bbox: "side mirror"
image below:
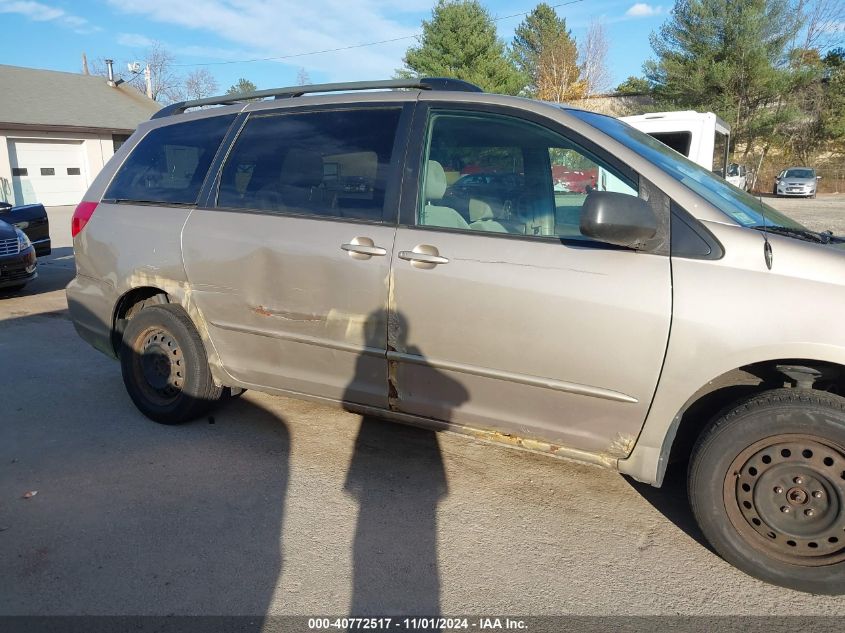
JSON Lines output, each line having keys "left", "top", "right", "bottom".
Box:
{"left": 580, "top": 192, "right": 657, "bottom": 249}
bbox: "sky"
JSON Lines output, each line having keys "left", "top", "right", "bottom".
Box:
{"left": 0, "top": 0, "right": 671, "bottom": 95}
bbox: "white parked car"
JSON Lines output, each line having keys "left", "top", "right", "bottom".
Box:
{"left": 726, "top": 163, "right": 748, "bottom": 190}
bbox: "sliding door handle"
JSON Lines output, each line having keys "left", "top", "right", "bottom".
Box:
{"left": 341, "top": 237, "right": 387, "bottom": 259}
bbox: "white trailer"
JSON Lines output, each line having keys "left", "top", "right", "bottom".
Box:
{"left": 621, "top": 111, "right": 731, "bottom": 179}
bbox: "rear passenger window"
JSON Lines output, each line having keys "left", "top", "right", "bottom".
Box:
{"left": 216, "top": 108, "right": 402, "bottom": 222}
{"left": 105, "top": 115, "right": 235, "bottom": 205}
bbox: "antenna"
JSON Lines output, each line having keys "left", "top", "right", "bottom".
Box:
{"left": 758, "top": 193, "right": 773, "bottom": 270}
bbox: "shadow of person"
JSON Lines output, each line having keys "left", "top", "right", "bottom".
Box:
{"left": 344, "top": 310, "right": 468, "bottom": 617}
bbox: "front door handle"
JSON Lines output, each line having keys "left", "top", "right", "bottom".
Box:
{"left": 341, "top": 237, "right": 387, "bottom": 259}
{"left": 398, "top": 245, "right": 449, "bottom": 269}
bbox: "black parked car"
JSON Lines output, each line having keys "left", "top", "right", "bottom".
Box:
{"left": 0, "top": 202, "right": 51, "bottom": 256}
{"left": 0, "top": 218, "right": 37, "bottom": 291}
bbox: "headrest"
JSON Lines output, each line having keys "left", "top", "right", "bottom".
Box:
{"left": 280, "top": 148, "right": 324, "bottom": 187}
{"left": 425, "top": 160, "right": 447, "bottom": 201}
{"left": 468, "top": 198, "right": 494, "bottom": 222}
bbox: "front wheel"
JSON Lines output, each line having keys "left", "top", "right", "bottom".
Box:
{"left": 120, "top": 303, "right": 223, "bottom": 424}
{"left": 689, "top": 388, "right": 845, "bottom": 594}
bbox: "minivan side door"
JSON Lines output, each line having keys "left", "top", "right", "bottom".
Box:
{"left": 181, "top": 103, "right": 413, "bottom": 407}
{"left": 388, "top": 104, "right": 672, "bottom": 455}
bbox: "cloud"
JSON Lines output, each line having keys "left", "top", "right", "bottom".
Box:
{"left": 625, "top": 3, "right": 663, "bottom": 18}
{"left": 0, "top": 1, "right": 99, "bottom": 33}
{"left": 105, "top": 0, "right": 420, "bottom": 80}
{"left": 117, "top": 33, "right": 155, "bottom": 48}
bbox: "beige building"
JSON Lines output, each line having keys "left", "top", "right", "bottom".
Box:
{"left": 0, "top": 64, "right": 160, "bottom": 206}
{"left": 564, "top": 93, "right": 655, "bottom": 117}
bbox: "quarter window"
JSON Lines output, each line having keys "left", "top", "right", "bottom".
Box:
{"left": 419, "top": 112, "right": 638, "bottom": 241}
{"left": 216, "top": 108, "right": 402, "bottom": 223}
{"left": 105, "top": 115, "right": 235, "bottom": 205}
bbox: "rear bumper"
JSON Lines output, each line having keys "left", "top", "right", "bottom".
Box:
{"left": 66, "top": 274, "right": 118, "bottom": 359}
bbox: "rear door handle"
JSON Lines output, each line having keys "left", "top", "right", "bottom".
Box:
{"left": 341, "top": 237, "right": 387, "bottom": 259}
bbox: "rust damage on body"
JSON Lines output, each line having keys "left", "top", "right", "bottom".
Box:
{"left": 608, "top": 432, "right": 637, "bottom": 458}
{"left": 386, "top": 268, "right": 401, "bottom": 412}
{"left": 467, "top": 428, "right": 618, "bottom": 468}
{"left": 250, "top": 305, "right": 325, "bottom": 322}
{"left": 387, "top": 357, "right": 400, "bottom": 412}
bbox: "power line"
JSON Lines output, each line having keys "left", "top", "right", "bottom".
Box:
{"left": 172, "top": 0, "right": 587, "bottom": 68}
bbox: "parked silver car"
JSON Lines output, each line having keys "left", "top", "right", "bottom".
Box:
{"left": 774, "top": 167, "right": 819, "bottom": 197}
{"left": 67, "top": 78, "right": 845, "bottom": 594}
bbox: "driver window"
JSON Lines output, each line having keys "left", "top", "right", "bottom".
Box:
{"left": 418, "top": 111, "right": 638, "bottom": 240}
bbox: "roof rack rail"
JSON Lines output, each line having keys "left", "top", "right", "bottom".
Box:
{"left": 151, "top": 77, "right": 483, "bottom": 120}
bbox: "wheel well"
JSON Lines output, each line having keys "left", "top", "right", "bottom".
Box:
{"left": 666, "top": 360, "right": 845, "bottom": 471}
{"left": 111, "top": 287, "right": 169, "bottom": 354}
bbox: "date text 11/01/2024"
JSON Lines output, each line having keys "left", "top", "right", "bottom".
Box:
{"left": 308, "top": 617, "right": 528, "bottom": 630}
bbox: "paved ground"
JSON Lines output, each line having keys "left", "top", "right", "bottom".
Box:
{"left": 2, "top": 201, "right": 845, "bottom": 618}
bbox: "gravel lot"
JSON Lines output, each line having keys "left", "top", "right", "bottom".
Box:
{"left": 2, "top": 201, "right": 845, "bottom": 620}
{"left": 766, "top": 193, "right": 845, "bottom": 234}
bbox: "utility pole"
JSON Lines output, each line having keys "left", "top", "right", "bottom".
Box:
{"left": 81, "top": 52, "right": 89, "bottom": 75}
{"left": 144, "top": 64, "right": 153, "bottom": 100}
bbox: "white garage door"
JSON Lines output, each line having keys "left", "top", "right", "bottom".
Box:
{"left": 9, "top": 139, "right": 86, "bottom": 206}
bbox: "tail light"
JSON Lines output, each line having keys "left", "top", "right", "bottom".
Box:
{"left": 71, "top": 201, "right": 98, "bottom": 238}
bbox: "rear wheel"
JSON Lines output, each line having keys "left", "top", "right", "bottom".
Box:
{"left": 689, "top": 388, "right": 845, "bottom": 594}
{"left": 120, "top": 304, "right": 222, "bottom": 424}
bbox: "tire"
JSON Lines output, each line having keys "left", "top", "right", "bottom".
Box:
{"left": 120, "top": 303, "right": 222, "bottom": 424}
{"left": 689, "top": 388, "right": 845, "bottom": 594}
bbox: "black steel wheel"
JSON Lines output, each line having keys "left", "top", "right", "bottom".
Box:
{"left": 726, "top": 435, "right": 845, "bottom": 566}
{"left": 690, "top": 388, "right": 845, "bottom": 594}
{"left": 120, "top": 303, "right": 222, "bottom": 424}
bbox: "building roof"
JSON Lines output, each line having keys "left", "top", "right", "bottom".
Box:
{"left": 0, "top": 64, "right": 161, "bottom": 132}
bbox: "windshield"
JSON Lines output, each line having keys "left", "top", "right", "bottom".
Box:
{"left": 784, "top": 168, "right": 815, "bottom": 179}
{"left": 567, "top": 109, "right": 804, "bottom": 229}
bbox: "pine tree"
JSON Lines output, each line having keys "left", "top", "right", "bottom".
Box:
{"left": 644, "top": 0, "right": 801, "bottom": 155}
{"left": 226, "top": 78, "right": 258, "bottom": 95}
{"left": 401, "top": 0, "right": 522, "bottom": 95}
{"left": 512, "top": 3, "right": 583, "bottom": 99}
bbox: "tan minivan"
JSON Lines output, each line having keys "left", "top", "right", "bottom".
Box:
{"left": 67, "top": 78, "right": 845, "bottom": 594}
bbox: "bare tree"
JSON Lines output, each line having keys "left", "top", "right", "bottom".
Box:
{"left": 296, "top": 67, "right": 312, "bottom": 85}
{"left": 141, "top": 41, "right": 183, "bottom": 103}
{"left": 182, "top": 68, "right": 219, "bottom": 101}
{"left": 580, "top": 19, "right": 612, "bottom": 96}
{"left": 799, "top": 0, "right": 845, "bottom": 52}
{"left": 88, "top": 42, "right": 184, "bottom": 104}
